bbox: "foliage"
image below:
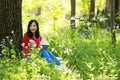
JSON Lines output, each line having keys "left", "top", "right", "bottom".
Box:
{"left": 1, "top": 0, "right": 120, "bottom": 80}
{"left": 22, "top": 0, "right": 106, "bottom": 34}
{"left": 47, "top": 27, "right": 120, "bottom": 80}
{"left": 0, "top": 44, "right": 79, "bottom": 80}
{"left": 1, "top": 26, "right": 120, "bottom": 80}
{"left": 22, "top": 0, "right": 69, "bottom": 33}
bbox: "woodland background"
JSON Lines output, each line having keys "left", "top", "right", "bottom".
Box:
{"left": 0, "top": 0, "right": 120, "bottom": 80}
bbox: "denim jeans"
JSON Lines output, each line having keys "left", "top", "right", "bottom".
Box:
{"left": 40, "top": 49, "right": 61, "bottom": 65}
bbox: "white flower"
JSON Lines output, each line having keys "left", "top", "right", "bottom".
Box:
{"left": 100, "top": 18, "right": 108, "bottom": 22}
{"left": 41, "top": 74, "right": 45, "bottom": 77}
{"left": 0, "top": 44, "right": 2, "bottom": 46}
{"left": 64, "top": 48, "right": 72, "bottom": 54}
{"left": 71, "top": 22, "right": 75, "bottom": 26}
{"left": 92, "top": 17, "right": 96, "bottom": 21}
{"left": 10, "top": 39, "right": 13, "bottom": 42}
{"left": 103, "top": 51, "right": 106, "bottom": 54}
{"left": 0, "top": 54, "right": 2, "bottom": 56}
{"left": 77, "top": 73, "right": 80, "bottom": 78}
{"left": 51, "top": 48, "right": 55, "bottom": 52}
{"left": 100, "top": 73, "right": 102, "bottom": 78}
{"left": 116, "top": 25, "right": 119, "bottom": 29}
{"left": 40, "top": 45, "right": 43, "bottom": 49}
{"left": 2, "top": 39, "right": 5, "bottom": 41}
{"left": 35, "top": 74, "right": 40, "bottom": 78}
{"left": 32, "top": 62, "right": 37, "bottom": 66}
{"left": 59, "top": 45, "right": 64, "bottom": 48}
{"left": 99, "top": 48, "right": 102, "bottom": 51}
{"left": 1, "top": 39, "right": 6, "bottom": 44}
{"left": 70, "top": 16, "right": 76, "bottom": 20}
{"left": 21, "top": 43, "right": 25, "bottom": 47}
{"left": 11, "top": 31, "right": 14, "bottom": 34}
{"left": 64, "top": 48, "right": 69, "bottom": 53}
{"left": 69, "top": 49, "right": 72, "bottom": 52}
{"left": 6, "top": 36, "right": 9, "bottom": 39}
{"left": 1, "top": 50, "right": 4, "bottom": 53}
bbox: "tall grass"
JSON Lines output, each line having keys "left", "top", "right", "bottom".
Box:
{"left": 47, "top": 27, "right": 120, "bottom": 80}
{"left": 0, "top": 26, "right": 120, "bottom": 80}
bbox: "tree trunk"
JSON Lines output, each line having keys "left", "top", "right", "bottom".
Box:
{"left": 89, "top": 0, "right": 95, "bottom": 21}
{"left": 106, "top": 0, "right": 119, "bottom": 16}
{"left": 106, "top": 0, "right": 111, "bottom": 12}
{"left": 110, "top": 0, "right": 116, "bottom": 45}
{"left": 70, "top": 0, "right": 76, "bottom": 28}
{"left": 115, "top": 0, "right": 119, "bottom": 14}
{"left": 36, "top": 7, "right": 41, "bottom": 16}
{"left": 115, "top": 0, "right": 119, "bottom": 24}
{"left": 0, "top": 0, "right": 22, "bottom": 54}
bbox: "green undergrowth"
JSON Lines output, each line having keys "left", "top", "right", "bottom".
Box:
{"left": 0, "top": 27, "right": 120, "bottom": 80}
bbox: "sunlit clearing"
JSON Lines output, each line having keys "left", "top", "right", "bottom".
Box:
{"left": 28, "top": 0, "right": 32, "bottom": 3}
{"left": 43, "top": 26, "right": 50, "bottom": 34}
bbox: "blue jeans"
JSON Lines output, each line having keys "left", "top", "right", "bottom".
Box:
{"left": 40, "top": 49, "right": 61, "bottom": 65}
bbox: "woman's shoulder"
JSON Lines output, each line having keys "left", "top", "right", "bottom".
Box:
{"left": 39, "top": 35, "right": 42, "bottom": 38}
{"left": 23, "top": 33, "right": 29, "bottom": 38}
{"left": 23, "top": 33, "right": 31, "bottom": 40}
{"left": 38, "top": 35, "right": 42, "bottom": 40}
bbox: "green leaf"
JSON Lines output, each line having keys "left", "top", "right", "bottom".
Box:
{"left": 10, "top": 49, "right": 16, "bottom": 55}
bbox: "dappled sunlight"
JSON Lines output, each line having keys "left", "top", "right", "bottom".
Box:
{"left": 1, "top": 0, "right": 120, "bottom": 80}
{"left": 43, "top": 25, "right": 50, "bottom": 34}
{"left": 116, "top": 36, "right": 120, "bottom": 44}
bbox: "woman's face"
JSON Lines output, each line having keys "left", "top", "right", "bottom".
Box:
{"left": 30, "top": 22, "right": 37, "bottom": 34}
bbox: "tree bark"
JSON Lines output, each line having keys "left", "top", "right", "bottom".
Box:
{"left": 110, "top": 0, "right": 116, "bottom": 45}
{"left": 115, "top": 0, "right": 119, "bottom": 14}
{"left": 106, "top": 0, "right": 111, "bottom": 12}
{"left": 89, "top": 0, "right": 95, "bottom": 21}
{"left": 0, "top": 0, "right": 22, "bottom": 53}
{"left": 70, "top": 0, "right": 76, "bottom": 28}
{"left": 36, "top": 7, "right": 41, "bottom": 16}
{"left": 115, "top": 0, "right": 119, "bottom": 24}
{"left": 106, "top": 0, "right": 119, "bottom": 16}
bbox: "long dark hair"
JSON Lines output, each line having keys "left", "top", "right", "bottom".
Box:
{"left": 26, "top": 20, "right": 40, "bottom": 38}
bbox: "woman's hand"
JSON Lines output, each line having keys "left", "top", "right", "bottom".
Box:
{"left": 28, "top": 39, "right": 36, "bottom": 49}
{"left": 28, "top": 42, "right": 33, "bottom": 49}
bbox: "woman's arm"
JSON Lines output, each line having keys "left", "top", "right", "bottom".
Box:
{"left": 21, "top": 34, "right": 31, "bottom": 54}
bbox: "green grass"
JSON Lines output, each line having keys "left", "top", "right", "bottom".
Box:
{"left": 0, "top": 27, "right": 120, "bottom": 80}
{"left": 47, "top": 27, "right": 120, "bottom": 80}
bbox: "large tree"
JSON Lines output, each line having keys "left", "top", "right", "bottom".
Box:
{"left": 70, "top": 0, "right": 76, "bottom": 28}
{"left": 115, "top": 0, "right": 119, "bottom": 24}
{"left": 115, "top": 0, "right": 119, "bottom": 14}
{"left": 110, "top": 0, "right": 116, "bottom": 45}
{"left": 89, "top": 0, "right": 95, "bottom": 21}
{"left": 0, "top": 0, "right": 22, "bottom": 53}
{"left": 106, "top": 0, "right": 120, "bottom": 30}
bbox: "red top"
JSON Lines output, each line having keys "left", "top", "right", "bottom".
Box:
{"left": 21, "top": 34, "right": 42, "bottom": 54}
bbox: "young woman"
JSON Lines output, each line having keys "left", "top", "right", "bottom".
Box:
{"left": 21, "top": 20, "right": 61, "bottom": 65}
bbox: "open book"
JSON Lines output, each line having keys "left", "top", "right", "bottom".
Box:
{"left": 40, "top": 38, "right": 50, "bottom": 49}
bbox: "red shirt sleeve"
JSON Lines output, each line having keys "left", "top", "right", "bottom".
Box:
{"left": 36, "top": 36, "right": 42, "bottom": 48}
{"left": 21, "top": 34, "right": 31, "bottom": 54}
